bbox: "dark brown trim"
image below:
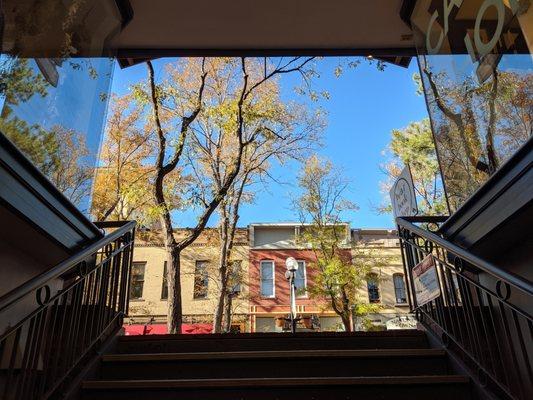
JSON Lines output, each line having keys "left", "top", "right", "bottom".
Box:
{"left": 114, "top": 0, "right": 134, "bottom": 28}
{"left": 116, "top": 47, "right": 417, "bottom": 68}
{"left": 400, "top": 0, "right": 417, "bottom": 27}
{"left": 439, "top": 136, "right": 533, "bottom": 245}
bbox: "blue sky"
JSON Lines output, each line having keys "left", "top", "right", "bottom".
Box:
{"left": 110, "top": 57, "right": 429, "bottom": 229}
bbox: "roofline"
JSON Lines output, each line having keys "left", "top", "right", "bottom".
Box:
{"left": 248, "top": 222, "right": 350, "bottom": 227}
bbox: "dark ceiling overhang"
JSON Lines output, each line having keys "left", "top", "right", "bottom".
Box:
{"left": 1, "top": 0, "right": 417, "bottom": 66}
{"left": 111, "top": 0, "right": 416, "bottom": 66}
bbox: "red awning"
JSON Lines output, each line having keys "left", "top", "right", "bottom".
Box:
{"left": 124, "top": 323, "right": 212, "bottom": 335}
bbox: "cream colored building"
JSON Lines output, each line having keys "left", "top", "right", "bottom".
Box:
{"left": 127, "top": 228, "right": 250, "bottom": 332}
{"left": 351, "top": 228, "right": 413, "bottom": 330}
{"left": 127, "top": 226, "right": 412, "bottom": 333}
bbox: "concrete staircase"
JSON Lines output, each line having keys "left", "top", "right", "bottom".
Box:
{"left": 81, "top": 330, "right": 472, "bottom": 400}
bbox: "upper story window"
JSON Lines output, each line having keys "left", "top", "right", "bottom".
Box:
{"left": 367, "top": 273, "right": 380, "bottom": 303}
{"left": 161, "top": 261, "right": 168, "bottom": 300}
{"left": 229, "top": 260, "right": 242, "bottom": 295}
{"left": 295, "top": 260, "right": 307, "bottom": 297}
{"left": 260, "top": 260, "right": 275, "bottom": 298}
{"left": 393, "top": 273, "right": 407, "bottom": 304}
{"left": 193, "top": 261, "right": 209, "bottom": 299}
{"left": 130, "top": 262, "right": 146, "bottom": 300}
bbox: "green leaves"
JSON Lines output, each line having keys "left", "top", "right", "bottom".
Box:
{"left": 381, "top": 118, "right": 447, "bottom": 215}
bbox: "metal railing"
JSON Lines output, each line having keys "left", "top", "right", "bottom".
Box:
{"left": 398, "top": 216, "right": 532, "bottom": 400}
{"left": 0, "top": 220, "right": 135, "bottom": 400}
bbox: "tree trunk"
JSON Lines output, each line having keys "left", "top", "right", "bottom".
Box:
{"left": 212, "top": 214, "right": 230, "bottom": 333}
{"left": 166, "top": 245, "right": 182, "bottom": 334}
{"left": 341, "top": 312, "right": 352, "bottom": 332}
{"left": 223, "top": 293, "right": 233, "bottom": 332}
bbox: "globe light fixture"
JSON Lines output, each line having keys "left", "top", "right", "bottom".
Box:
{"left": 285, "top": 257, "right": 298, "bottom": 272}
{"left": 285, "top": 257, "right": 299, "bottom": 333}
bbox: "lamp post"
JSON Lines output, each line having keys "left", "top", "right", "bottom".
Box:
{"left": 285, "top": 257, "right": 299, "bottom": 333}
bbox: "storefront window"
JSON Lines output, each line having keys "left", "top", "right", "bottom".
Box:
{"left": 0, "top": 56, "right": 114, "bottom": 213}
{"left": 0, "top": 0, "right": 123, "bottom": 214}
{"left": 410, "top": 0, "right": 532, "bottom": 212}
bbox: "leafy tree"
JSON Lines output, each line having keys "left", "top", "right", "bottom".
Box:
{"left": 0, "top": 57, "right": 49, "bottom": 108}
{"left": 293, "top": 155, "right": 384, "bottom": 331}
{"left": 136, "top": 57, "right": 318, "bottom": 333}
{"left": 182, "top": 59, "right": 325, "bottom": 333}
{"left": 94, "top": 94, "right": 154, "bottom": 222}
{"left": 0, "top": 114, "right": 93, "bottom": 208}
{"left": 379, "top": 118, "right": 447, "bottom": 216}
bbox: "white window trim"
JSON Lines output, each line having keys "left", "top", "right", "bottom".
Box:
{"left": 296, "top": 260, "right": 308, "bottom": 298}
{"left": 260, "top": 260, "right": 275, "bottom": 298}
{"left": 393, "top": 273, "right": 407, "bottom": 305}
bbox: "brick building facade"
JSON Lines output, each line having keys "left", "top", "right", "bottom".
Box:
{"left": 127, "top": 223, "right": 412, "bottom": 333}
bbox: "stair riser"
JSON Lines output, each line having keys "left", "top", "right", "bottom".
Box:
{"left": 83, "top": 383, "right": 471, "bottom": 400}
{"left": 117, "top": 337, "right": 428, "bottom": 353}
{"left": 101, "top": 356, "right": 448, "bottom": 379}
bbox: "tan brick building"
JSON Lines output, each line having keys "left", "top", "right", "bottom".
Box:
{"left": 350, "top": 228, "right": 412, "bottom": 330}
{"left": 127, "top": 228, "right": 250, "bottom": 333}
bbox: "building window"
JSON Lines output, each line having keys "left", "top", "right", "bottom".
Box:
{"left": 295, "top": 260, "right": 307, "bottom": 297}
{"left": 161, "top": 261, "right": 168, "bottom": 300}
{"left": 228, "top": 260, "right": 242, "bottom": 295}
{"left": 193, "top": 261, "right": 209, "bottom": 299}
{"left": 393, "top": 273, "right": 407, "bottom": 304}
{"left": 260, "top": 261, "right": 275, "bottom": 298}
{"left": 367, "top": 273, "right": 380, "bottom": 303}
{"left": 130, "top": 262, "right": 146, "bottom": 300}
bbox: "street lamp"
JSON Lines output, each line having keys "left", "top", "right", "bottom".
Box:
{"left": 285, "top": 257, "right": 299, "bottom": 333}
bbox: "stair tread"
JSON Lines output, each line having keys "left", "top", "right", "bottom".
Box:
{"left": 103, "top": 348, "right": 445, "bottom": 362}
{"left": 117, "top": 330, "right": 426, "bottom": 342}
{"left": 83, "top": 375, "right": 469, "bottom": 389}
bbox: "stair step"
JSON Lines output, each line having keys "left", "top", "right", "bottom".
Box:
{"left": 104, "top": 348, "right": 444, "bottom": 361}
{"left": 82, "top": 375, "right": 471, "bottom": 400}
{"left": 116, "top": 330, "right": 429, "bottom": 354}
{"left": 100, "top": 349, "right": 448, "bottom": 379}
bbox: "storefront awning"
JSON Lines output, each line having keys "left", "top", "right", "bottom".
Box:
{"left": 124, "top": 323, "right": 213, "bottom": 335}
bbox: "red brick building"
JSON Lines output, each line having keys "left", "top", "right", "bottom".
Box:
{"left": 248, "top": 223, "right": 351, "bottom": 332}
{"left": 248, "top": 223, "right": 409, "bottom": 332}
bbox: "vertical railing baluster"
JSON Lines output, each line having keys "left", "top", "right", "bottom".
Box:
{"left": 2, "top": 327, "right": 22, "bottom": 400}
{"left": 16, "top": 316, "right": 38, "bottom": 400}
{"left": 0, "top": 222, "right": 135, "bottom": 400}
{"left": 512, "top": 310, "right": 532, "bottom": 396}
{"left": 396, "top": 217, "right": 532, "bottom": 400}
{"left": 473, "top": 287, "right": 498, "bottom": 375}
{"left": 484, "top": 294, "right": 511, "bottom": 389}
{"left": 38, "top": 297, "right": 60, "bottom": 398}
{"left": 497, "top": 296, "right": 525, "bottom": 399}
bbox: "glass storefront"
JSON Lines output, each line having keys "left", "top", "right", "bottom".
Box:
{"left": 410, "top": 0, "right": 532, "bottom": 212}
{"left": 0, "top": 0, "right": 122, "bottom": 213}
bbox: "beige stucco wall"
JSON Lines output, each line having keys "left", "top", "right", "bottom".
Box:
{"left": 351, "top": 231, "right": 411, "bottom": 326}
{"left": 128, "top": 234, "right": 250, "bottom": 327}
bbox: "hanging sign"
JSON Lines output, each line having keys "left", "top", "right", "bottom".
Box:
{"left": 390, "top": 165, "right": 418, "bottom": 219}
{"left": 413, "top": 254, "right": 441, "bottom": 306}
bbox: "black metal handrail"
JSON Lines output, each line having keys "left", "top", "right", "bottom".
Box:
{"left": 0, "top": 220, "right": 136, "bottom": 400}
{"left": 398, "top": 217, "right": 533, "bottom": 297}
{"left": 398, "top": 216, "right": 532, "bottom": 400}
{"left": 0, "top": 220, "right": 136, "bottom": 312}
